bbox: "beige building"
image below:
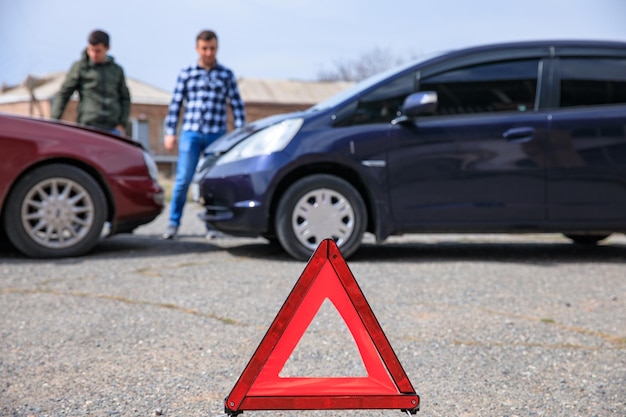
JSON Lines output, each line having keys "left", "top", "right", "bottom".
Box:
{"left": 0, "top": 73, "right": 353, "bottom": 175}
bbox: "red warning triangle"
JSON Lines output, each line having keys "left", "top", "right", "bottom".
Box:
{"left": 224, "top": 239, "right": 420, "bottom": 415}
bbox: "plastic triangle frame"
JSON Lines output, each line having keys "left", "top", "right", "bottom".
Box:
{"left": 224, "top": 239, "right": 419, "bottom": 415}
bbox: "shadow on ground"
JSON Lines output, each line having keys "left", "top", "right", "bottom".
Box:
{"left": 2, "top": 232, "right": 626, "bottom": 265}
{"left": 224, "top": 238, "right": 626, "bottom": 265}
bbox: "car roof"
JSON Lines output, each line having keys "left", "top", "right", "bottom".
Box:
{"left": 457, "top": 39, "right": 626, "bottom": 50}
{"left": 431, "top": 39, "right": 626, "bottom": 62}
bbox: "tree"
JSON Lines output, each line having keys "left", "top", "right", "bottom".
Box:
{"left": 316, "top": 47, "right": 407, "bottom": 82}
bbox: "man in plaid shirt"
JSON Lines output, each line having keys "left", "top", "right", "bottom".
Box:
{"left": 162, "top": 29, "right": 246, "bottom": 239}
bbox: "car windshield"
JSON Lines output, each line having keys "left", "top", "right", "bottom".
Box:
{"left": 308, "top": 51, "right": 445, "bottom": 112}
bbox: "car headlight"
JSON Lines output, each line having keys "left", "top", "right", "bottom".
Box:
{"left": 216, "top": 118, "right": 303, "bottom": 166}
{"left": 142, "top": 151, "right": 159, "bottom": 181}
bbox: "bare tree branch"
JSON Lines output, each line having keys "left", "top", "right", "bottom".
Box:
{"left": 316, "top": 47, "right": 407, "bottom": 82}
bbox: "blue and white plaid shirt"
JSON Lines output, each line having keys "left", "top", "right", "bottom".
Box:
{"left": 164, "top": 62, "right": 245, "bottom": 135}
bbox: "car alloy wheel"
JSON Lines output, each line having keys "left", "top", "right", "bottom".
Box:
{"left": 4, "top": 164, "right": 107, "bottom": 258}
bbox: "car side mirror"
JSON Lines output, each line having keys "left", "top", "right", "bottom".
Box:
{"left": 392, "top": 91, "right": 438, "bottom": 125}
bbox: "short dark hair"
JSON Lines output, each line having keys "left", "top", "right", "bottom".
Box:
{"left": 88, "top": 30, "right": 110, "bottom": 47}
{"left": 196, "top": 30, "right": 218, "bottom": 43}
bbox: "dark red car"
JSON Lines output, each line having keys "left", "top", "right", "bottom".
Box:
{"left": 0, "top": 113, "right": 164, "bottom": 258}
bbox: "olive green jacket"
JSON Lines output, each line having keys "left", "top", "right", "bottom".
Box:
{"left": 51, "top": 50, "right": 131, "bottom": 130}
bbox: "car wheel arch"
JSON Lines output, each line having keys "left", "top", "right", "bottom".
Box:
{"left": 267, "top": 162, "right": 380, "bottom": 238}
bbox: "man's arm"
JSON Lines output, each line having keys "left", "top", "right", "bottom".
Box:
{"left": 227, "top": 72, "right": 246, "bottom": 128}
{"left": 163, "top": 69, "right": 187, "bottom": 150}
{"left": 50, "top": 61, "right": 81, "bottom": 120}
{"left": 117, "top": 66, "right": 131, "bottom": 133}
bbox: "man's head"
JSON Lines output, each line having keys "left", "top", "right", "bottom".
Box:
{"left": 87, "top": 30, "right": 110, "bottom": 64}
{"left": 196, "top": 30, "right": 218, "bottom": 69}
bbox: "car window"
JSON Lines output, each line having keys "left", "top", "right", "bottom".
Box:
{"left": 560, "top": 58, "right": 626, "bottom": 107}
{"left": 314, "top": 51, "right": 444, "bottom": 114}
{"left": 334, "top": 72, "right": 417, "bottom": 126}
{"left": 419, "top": 59, "right": 539, "bottom": 115}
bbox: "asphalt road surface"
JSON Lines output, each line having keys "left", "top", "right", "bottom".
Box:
{"left": 1, "top": 204, "right": 625, "bottom": 417}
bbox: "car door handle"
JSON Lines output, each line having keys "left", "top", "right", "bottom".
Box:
{"left": 503, "top": 127, "right": 535, "bottom": 143}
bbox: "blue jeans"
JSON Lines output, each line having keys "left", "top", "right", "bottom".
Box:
{"left": 169, "top": 130, "right": 225, "bottom": 227}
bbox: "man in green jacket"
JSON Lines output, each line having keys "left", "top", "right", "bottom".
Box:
{"left": 51, "top": 30, "right": 131, "bottom": 135}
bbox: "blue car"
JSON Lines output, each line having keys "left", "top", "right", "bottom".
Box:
{"left": 194, "top": 40, "right": 626, "bottom": 260}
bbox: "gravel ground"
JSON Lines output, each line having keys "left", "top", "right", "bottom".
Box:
{"left": 1, "top": 203, "right": 625, "bottom": 417}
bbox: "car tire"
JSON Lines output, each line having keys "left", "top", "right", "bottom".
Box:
{"left": 4, "top": 164, "right": 107, "bottom": 258}
{"left": 563, "top": 233, "right": 611, "bottom": 245}
{"left": 275, "top": 174, "right": 367, "bottom": 261}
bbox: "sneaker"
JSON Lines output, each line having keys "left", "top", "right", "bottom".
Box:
{"left": 206, "top": 230, "right": 225, "bottom": 239}
{"left": 205, "top": 224, "right": 222, "bottom": 239}
{"left": 162, "top": 225, "right": 178, "bottom": 240}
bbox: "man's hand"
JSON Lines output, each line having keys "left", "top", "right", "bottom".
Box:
{"left": 164, "top": 134, "right": 177, "bottom": 151}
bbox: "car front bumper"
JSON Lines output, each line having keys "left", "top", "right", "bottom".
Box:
{"left": 108, "top": 176, "right": 165, "bottom": 233}
{"left": 196, "top": 168, "right": 273, "bottom": 237}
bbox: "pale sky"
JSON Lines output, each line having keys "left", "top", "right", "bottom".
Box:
{"left": 1, "top": 0, "right": 625, "bottom": 91}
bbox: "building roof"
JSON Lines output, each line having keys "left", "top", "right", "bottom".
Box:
{"left": 237, "top": 77, "right": 354, "bottom": 104}
{"left": 0, "top": 73, "right": 354, "bottom": 106}
{"left": 0, "top": 72, "right": 171, "bottom": 105}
